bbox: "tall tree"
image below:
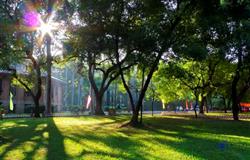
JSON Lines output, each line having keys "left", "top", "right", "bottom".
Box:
{"left": 227, "top": 0, "right": 250, "bottom": 120}
{"left": 68, "top": 0, "right": 138, "bottom": 115}
{"left": 115, "top": 0, "right": 198, "bottom": 126}
{"left": 206, "top": 0, "right": 250, "bottom": 120}
{"left": 0, "top": 1, "right": 46, "bottom": 117}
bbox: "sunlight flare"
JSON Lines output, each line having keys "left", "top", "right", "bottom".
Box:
{"left": 37, "top": 13, "right": 58, "bottom": 42}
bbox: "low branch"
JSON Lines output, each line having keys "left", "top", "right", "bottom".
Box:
{"left": 13, "top": 74, "right": 36, "bottom": 100}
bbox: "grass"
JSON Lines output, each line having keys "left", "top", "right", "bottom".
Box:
{"left": 0, "top": 115, "right": 250, "bottom": 160}
{"left": 205, "top": 111, "right": 250, "bottom": 116}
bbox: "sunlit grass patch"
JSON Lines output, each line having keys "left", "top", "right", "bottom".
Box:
{"left": 32, "top": 147, "right": 47, "bottom": 160}
{"left": 0, "top": 115, "right": 250, "bottom": 160}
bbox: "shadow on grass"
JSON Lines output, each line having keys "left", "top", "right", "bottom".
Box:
{"left": 136, "top": 116, "right": 250, "bottom": 160}
{"left": 65, "top": 133, "right": 148, "bottom": 160}
{"left": 1, "top": 116, "right": 250, "bottom": 160}
{"left": 47, "top": 118, "right": 69, "bottom": 160}
{"left": 0, "top": 119, "right": 47, "bottom": 159}
{"left": 142, "top": 116, "right": 250, "bottom": 137}
{"left": 0, "top": 118, "right": 69, "bottom": 160}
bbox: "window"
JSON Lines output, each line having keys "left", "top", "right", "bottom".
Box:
{"left": 25, "top": 91, "right": 31, "bottom": 96}
{"left": 24, "top": 104, "right": 33, "bottom": 113}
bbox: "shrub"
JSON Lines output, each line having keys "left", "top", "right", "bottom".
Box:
{"left": 68, "top": 105, "right": 82, "bottom": 115}
{"left": 0, "top": 105, "right": 5, "bottom": 119}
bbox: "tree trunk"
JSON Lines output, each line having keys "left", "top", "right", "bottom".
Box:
{"left": 33, "top": 100, "right": 40, "bottom": 118}
{"left": 223, "top": 97, "right": 227, "bottom": 113}
{"left": 231, "top": 32, "right": 243, "bottom": 120}
{"left": 232, "top": 99, "right": 239, "bottom": 120}
{"left": 34, "top": 61, "right": 42, "bottom": 118}
{"left": 33, "top": 85, "right": 42, "bottom": 118}
{"left": 232, "top": 79, "right": 239, "bottom": 120}
{"left": 227, "top": 99, "right": 231, "bottom": 111}
{"left": 46, "top": 36, "right": 52, "bottom": 115}
{"left": 140, "top": 67, "right": 145, "bottom": 124}
{"left": 205, "top": 97, "right": 209, "bottom": 113}
{"left": 194, "top": 95, "right": 198, "bottom": 118}
{"left": 199, "top": 96, "right": 205, "bottom": 114}
{"left": 231, "top": 66, "right": 240, "bottom": 120}
{"left": 133, "top": 54, "right": 162, "bottom": 126}
{"left": 94, "top": 93, "right": 105, "bottom": 115}
{"left": 140, "top": 104, "right": 143, "bottom": 124}
{"left": 129, "top": 110, "right": 139, "bottom": 127}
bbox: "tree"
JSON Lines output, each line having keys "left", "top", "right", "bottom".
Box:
{"left": 206, "top": 0, "right": 250, "bottom": 120}
{"left": 0, "top": 0, "right": 24, "bottom": 68}
{"left": 32, "top": 0, "right": 74, "bottom": 115}
{"left": 115, "top": 0, "right": 199, "bottom": 126}
{"left": 68, "top": 0, "right": 140, "bottom": 115}
{"left": 11, "top": 48, "right": 44, "bottom": 117}
{"left": 213, "top": 62, "right": 235, "bottom": 113}
{"left": 1, "top": 0, "right": 74, "bottom": 116}
{"left": 153, "top": 62, "right": 191, "bottom": 108}
{"left": 0, "top": 1, "right": 47, "bottom": 117}
{"left": 196, "top": 0, "right": 250, "bottom": 120}
{"left": 165, "top": 52, "right": 234, "bottom": 114}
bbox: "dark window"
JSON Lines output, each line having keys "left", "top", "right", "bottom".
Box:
{"left": 24, "top": 104, "right": 33, "bottom": 113}
{"left": 25, "top": 91, "right": 31, "bottom": 96}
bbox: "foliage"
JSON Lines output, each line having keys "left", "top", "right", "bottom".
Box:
{"left": 64, "top": 105, "right": 83, "bottom": 115}
{"left": 0, "top": 104, "right": 5, "bottom": 113}
{"left": 153, "top": 62, "right": 192, "bottom": 104}
{"left": 104, "top": 104, "right": 127, "bottom": 112}
{"left": 0, "top": 1, "right": 24, "bottom": 68}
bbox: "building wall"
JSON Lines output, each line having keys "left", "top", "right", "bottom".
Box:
{"left": 51, "top": 79, "right": 64, "bottom": 112}
{"left": 0, "top": 73, "right": 11, "bottom": 110}
{"left": 0, "top": 72, "right": 65, "bottom": 113}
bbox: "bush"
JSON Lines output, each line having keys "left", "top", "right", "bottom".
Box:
{"left": 39, "top": 106, "right": 46, "bottom": 113}
{"left": 68, "top": 105, "right": 82, "bottom": 115}
{"left": 104, "top": 105, "right": 115, "bottom": 111}
{"left": 0, "top": 105, "right": 5, "bottom": 119}
{"left": 108, "top": 108, "right": 116, "bottom": 116}
{"left": 0, "top": 104, "right": 4, "bottom": 111}
{"left": 104, "top": 104, "right": 128, "bottom": 113}
{"left": 24, "top": 105, "right": 46, "bottom": 114}
{"left": 24, "top": 106, "right": 34, "bottom": 113}
{"left": 117, "top": 104, "right": 127, "bottom": 112}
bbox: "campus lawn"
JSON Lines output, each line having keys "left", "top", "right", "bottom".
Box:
{"left": 1, "top": 115, "right": 250, "bottom": 160}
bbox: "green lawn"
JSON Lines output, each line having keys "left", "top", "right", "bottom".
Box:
{"left": 1, "top": 115, "right": 250, "bottom": 160}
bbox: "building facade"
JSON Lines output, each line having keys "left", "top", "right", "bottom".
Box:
{"left": 0, "top": 71, "right": 65, "bottom": 114}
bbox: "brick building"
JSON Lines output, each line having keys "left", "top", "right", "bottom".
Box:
{"left": 0, "top": 70, "right": 65, "bottom": 113}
